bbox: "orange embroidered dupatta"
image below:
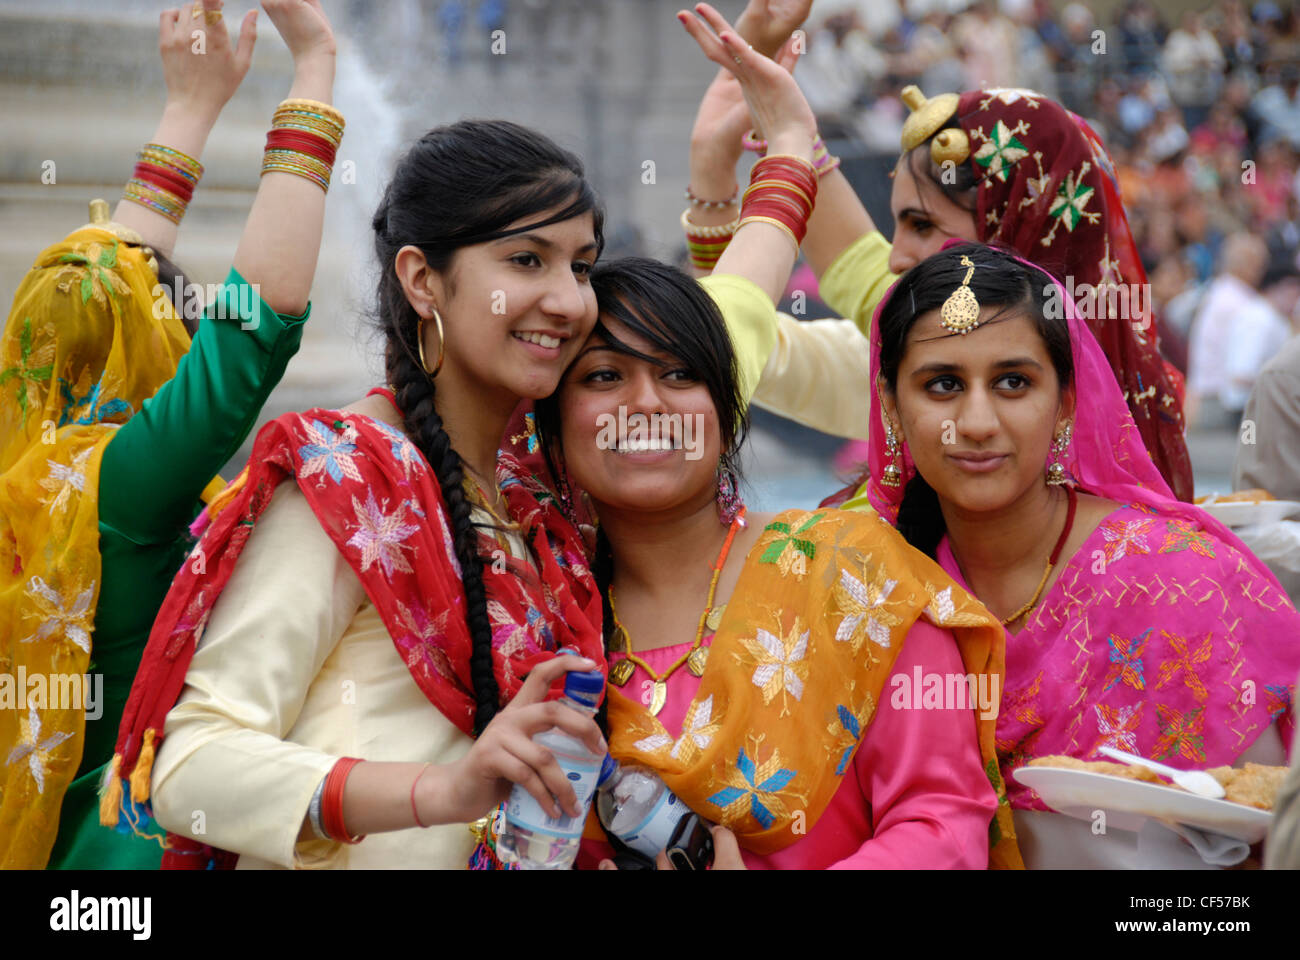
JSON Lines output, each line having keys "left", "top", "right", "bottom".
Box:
{"left": 607, "top": 508, "right": 1022, "bottom": 868}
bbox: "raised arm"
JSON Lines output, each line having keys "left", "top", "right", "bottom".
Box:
{"left": 111, "top": 0, "right": 258, "bottom": 259}
{"left": 679, "top": 3, "right": 816, "bottom": 304}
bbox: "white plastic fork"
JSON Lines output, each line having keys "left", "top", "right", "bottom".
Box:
{"left": 1098, "top": 746, "right": 1226, "bottom": 799}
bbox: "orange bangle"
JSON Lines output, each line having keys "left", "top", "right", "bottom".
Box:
{"left": 322, "top": 757, "right": 365, "bottom": 844}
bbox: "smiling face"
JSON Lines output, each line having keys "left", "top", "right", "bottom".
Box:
{"left": 882, "top": 303, "right": 1073, "bottom": 514}
{"left": 888, "top": 152, "right": 980, "bottom": 274}
{"left": 403, "top": 208, "right": 600, "bottom": 405}
{"left": 555, "top": 317, "right": 724, "bottom": 518}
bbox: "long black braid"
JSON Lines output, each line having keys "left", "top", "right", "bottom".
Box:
{"left": 371, "top": 120, "right": 603, "bottom": 736}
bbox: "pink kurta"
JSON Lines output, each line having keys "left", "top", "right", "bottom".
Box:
{"left": 578, "top": 619, "right": 997, "bottom": 869}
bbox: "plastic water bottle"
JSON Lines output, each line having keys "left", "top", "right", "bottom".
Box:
{"left": 497, "top": 666, "right": 605, "bottom": 870}
{"left": 595, "top": 758, "right": 698, "bottom": 861}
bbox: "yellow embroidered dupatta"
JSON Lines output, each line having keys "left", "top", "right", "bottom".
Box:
{"left": 607, "top": 508, "right": 1022, "bottom": 868}
{"left": 0, "top": 227, "right": 191, "bottom": 867}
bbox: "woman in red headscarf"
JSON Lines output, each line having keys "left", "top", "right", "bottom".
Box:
{"left": 684, "top": 2, "right": 1193, "bottom": 502}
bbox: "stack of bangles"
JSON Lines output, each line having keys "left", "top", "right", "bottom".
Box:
{"left": 682, "top": 153, "right": 818, "bottom": 271}
{"left": 262, "top": 98, "right": 345, "bottom": 193}
{"left": 743, "top": 129, "right": 840, "bottom": 177}
{"left": 310, "top": 756, "right": 366, "bottom": 844}
{"left": 123, "top": 143, "right": 203, "bottom": 225}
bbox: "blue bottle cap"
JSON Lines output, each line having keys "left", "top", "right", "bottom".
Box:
{"left": 564, "top": 668, "right": 605, "bottom": 708}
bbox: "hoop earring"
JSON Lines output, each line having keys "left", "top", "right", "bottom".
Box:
{"left": 882, "top": 421, "right": 904, "bottom": 488}
{"left": 1046, "top": 421, "right": 1073, "bottom": 485}
{"left": 417, "top": 306, "right": 445, "bottom": 378}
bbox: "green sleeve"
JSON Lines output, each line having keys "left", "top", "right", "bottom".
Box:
{"left": 817, "top": 232, "right": 897, "bottom": 338}
{"left": 698, "top": 273, "right": 779, "bottom": 406}
{"left": 97, "top": 266, "right": 309, "bottom": 544}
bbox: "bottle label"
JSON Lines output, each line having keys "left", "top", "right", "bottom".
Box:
{"left": 505, "top": 752, "right": 602, "bottom": 840}
{"left": 618, "top": 791, "right": 689, "bottom": 860}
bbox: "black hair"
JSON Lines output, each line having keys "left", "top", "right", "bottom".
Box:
{"left": 533, "top": 257, "right": 748, "bottom": 747}
{"left": 875, "top": 243, "right": 1073, "bottom": 557}
{"left": 372, "top": 119, "right": 603, "bottom": 737}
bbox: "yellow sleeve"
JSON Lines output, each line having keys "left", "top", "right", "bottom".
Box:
{"left": 818, "top": 231, "right": 897, "bottom": 338}
{"left": 698, "top": 272, "right": 779, "bottom": 404}
{"left": 752, "top": 315, "right": 872, "bottom": 439}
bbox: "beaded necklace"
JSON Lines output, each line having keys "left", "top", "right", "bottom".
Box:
{"left": 607, "top": 507, "right": 746, "bottom": 716}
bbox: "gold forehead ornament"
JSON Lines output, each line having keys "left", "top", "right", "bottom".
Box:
{"left": 940, "top": 255, "right": 981, "bottom": 334}
{"left": 900, "top": 85, "right": 971, "bottom": 168}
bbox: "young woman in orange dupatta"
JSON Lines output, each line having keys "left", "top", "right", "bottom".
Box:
{"left": 520, "top": 5, "right": 1019, "bottom": 870}
{"left": 105, "top": 119, "right": 611, "bottom": 869}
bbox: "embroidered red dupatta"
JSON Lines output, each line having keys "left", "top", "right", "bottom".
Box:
{"left": 103, "top": 406, "right": 605, "bottom": 866}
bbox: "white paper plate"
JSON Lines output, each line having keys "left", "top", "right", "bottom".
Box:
{"left": 1013, "top": 766, "right": 1272, "bottom": 843}
{"left": 1198, "top": 500, "right": 1300, "bottom": 528}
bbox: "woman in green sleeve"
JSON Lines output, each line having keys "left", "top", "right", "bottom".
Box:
{"left": 0, "top": 0, "right": 339, "bottom": 868}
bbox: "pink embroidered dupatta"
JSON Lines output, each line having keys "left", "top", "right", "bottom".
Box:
{"left": 861, "top": 244, "right": 1300, "bottom": 809}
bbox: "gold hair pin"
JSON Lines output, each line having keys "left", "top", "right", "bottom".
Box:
{"left": 940, "top": 255, "right": 981, "bottom": 334}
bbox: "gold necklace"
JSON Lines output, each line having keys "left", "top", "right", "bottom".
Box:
{"left": 462, "top": 473, "right": 518, "bottom": 531}
{"left": 606, "top": 507, "right": 746, "bottom": 716}
{"left": 999, "top": 486, "right": 1077, "bottom": 626}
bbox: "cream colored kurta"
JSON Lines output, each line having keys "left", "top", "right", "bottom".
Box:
{"left": 150, "top": 481, "right": 527, "bottom": 869}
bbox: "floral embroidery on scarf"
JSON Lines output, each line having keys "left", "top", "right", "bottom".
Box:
{"left": 1154, "top": 703, "right": 1206, "bottom": 763}
{"left": 828, "top": 702, "right": 869, "bottom": 776}
{"left": 1153, "top": 631, "right": 1212, "bottom": 700}
{"left": 706, "top": 737, "right": 804, "bottom": 831}
{"left": 5, "top": 705, "right": 74, "bottom": 794}
{"left": 297, "top": 418, "right": 362, "bottom": 485}
{"left": 1159, "top": 521, "right": 1216, "bottom": 559}
{"left": 1103, "top": 628, "right": 1150, "bottom": 692}
{"left": 758, "top": 513, "right": 825, "bottom": 580}
{"left": 20, "top": 575, "right": 95, "bottom": 653}
{"left": 0, "top": 316, "right": 56, "bottom": 426}
{"left": 1090, "top": 702, "right": 1143, "bottom": 755}
{"left": 1265, "top": 684, "right": 1293, "bottom": 722}
{"left": 972, "top": 118, "right": 1031, "bottom": 183}
{"left": 57, "top": 369, "right": 132, "bottom": 426}
{"left": 1043, "top": 161, "right": 1101, "bottom": 244}
{"left": 1099, "top": 516, "right": 1154, "bottom": 564}
{"left": 54, "top": 239, "right": 128, "bottom": 307}
{"left": 371, "top": 419, "right": 424, "bottom": 479}
{"left": 737, "top": 617, "right": 810, "bottom": 715}
{"left": 346, "top": 490, "right": 420, "bottom": 577}
{"left": 671, "top": 694, "right": 720, "bottom": 763}
{"left": 37, "top": 446, "right": 94, "bottom": 515}
{"left": 1003, "top": 670, "right": 1045, "bottom": 727}
{"left": 830, "top": 557, "right": 900, "bottom": 654}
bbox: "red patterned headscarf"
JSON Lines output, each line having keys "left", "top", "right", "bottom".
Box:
{"left": 950, "top": 89, "right": 1193, "bottom": 501}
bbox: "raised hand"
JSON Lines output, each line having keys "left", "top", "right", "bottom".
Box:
{"left": 260, "top": 0, "right": 336, "bottom": 70}
{"left": 678, "top": 3, "right": 815, "bottom": 160}
{"left": 434, "top": 654, "right": 607, "bottom": 824}
{"left": 734, "top": 0, "right": 814, "bottom": 58}
{"left": 160, "top": 0, "right": 257, "bottom": 123}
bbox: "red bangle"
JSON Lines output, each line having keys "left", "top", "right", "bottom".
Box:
{"left": 322, "top": 757, "right": 365, "bottom": 844}
{"left": 265, "top": 128, "right": 337, "bottom": 166}
{"left": 132, "top": 162, "right": 195, "bottom": 203}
